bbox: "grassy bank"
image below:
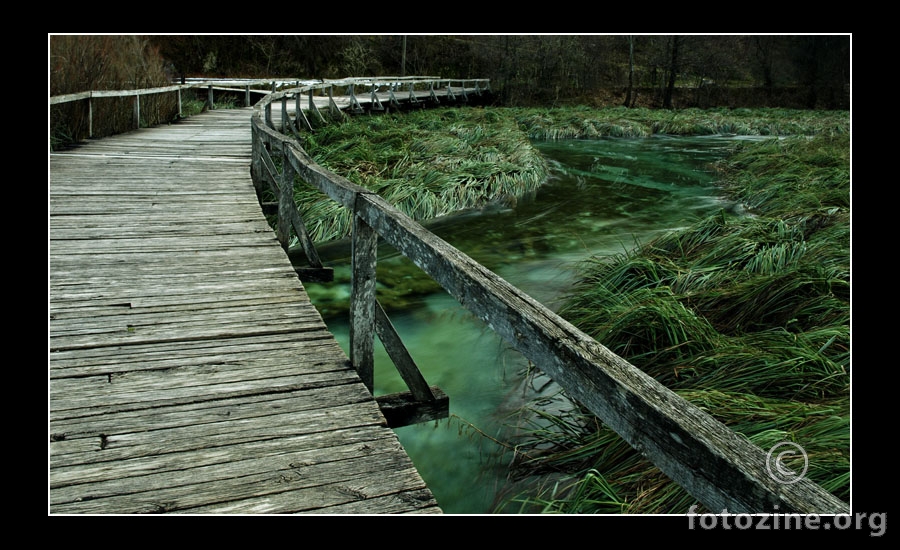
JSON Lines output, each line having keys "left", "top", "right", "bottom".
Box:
{"left": 293, "top": 107, "right": 549, "bottom": 244}
{"left": 514, "top": 106, "right": 850, "bottom": 139}
{"left": 496, "top": 130, "right": 850, "bottom": 513}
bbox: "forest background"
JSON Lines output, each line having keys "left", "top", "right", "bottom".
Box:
{"left": 49, "top": 34, "right": 850, "bottom": 111}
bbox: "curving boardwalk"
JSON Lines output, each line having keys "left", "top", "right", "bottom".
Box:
{"left": 48, "top": 107, "right": 441, "bottom": 514}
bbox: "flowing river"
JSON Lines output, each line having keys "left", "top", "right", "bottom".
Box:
{"left": 304, "top": 134, "right": 755, "bottom": 514}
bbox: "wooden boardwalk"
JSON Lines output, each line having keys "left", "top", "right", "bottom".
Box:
{"left": 48, "top": 107, "right": 441, "bottom": 514}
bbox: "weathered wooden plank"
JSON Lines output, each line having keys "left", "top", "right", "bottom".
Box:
{"left": 49, "top": 106, "right": 439, "bottom": 514}
{"left": 51, "top": 404, "right": 392, "bottom": 486}
{"left": 50, "top": 359, "right": 358, "bottom": 414}
{"left": 49, "top": 333, "right": 339, "bottom": 375}
{"left": 51, "top": 444, "right": 422, "bottom": 514}
{"left": 50, "top": 383, "right": 372, "bottom": 448}
{"left": 173, "top": 466, "right": 437, "bottom": 514}
{"left": 318, "top": 489, "right": 441, "bottom": 514}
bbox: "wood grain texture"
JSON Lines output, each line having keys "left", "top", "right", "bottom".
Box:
{"left": 49, "top": 108, "right": 440, "bottom": 514}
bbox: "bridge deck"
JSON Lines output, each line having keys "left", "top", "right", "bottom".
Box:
{"left": 48, "top": 108, "right": 441, "bottom": 514}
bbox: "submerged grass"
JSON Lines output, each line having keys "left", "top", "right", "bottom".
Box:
{"left": 502, "top": 127, "right": 850, "bottom": 513}
{"left": 291, "top": 107, "right": 549, "bottom": 244}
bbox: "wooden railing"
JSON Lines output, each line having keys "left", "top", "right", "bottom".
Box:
{"left": 50, "top": 77, "right": 491, "bottom": 143}
{"left": 248, "top": 77, "right": 850, "bottom": 515}
{"left": 49, "top": 78, "right": 286, "bottom": 139}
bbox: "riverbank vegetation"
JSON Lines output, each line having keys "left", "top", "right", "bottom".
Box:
{"left": 295, "top": 105, "right": 850, "bottom": 513}
{"left": 296, "top": 106, "right": 848, "bottom": 247}
{"left": 295, "top": 108, "right": 549, "bottom": 244}
{"left": 495, "top": 129, "right": 850, "bottom": 513}
{"left": 514, "top": 106, "right": 850, "bottom": 139}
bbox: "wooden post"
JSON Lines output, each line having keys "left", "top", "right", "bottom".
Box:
{"left": 133, "top": 94, "right": 140, "bottom": 130}
{"left": 309, "top": 89, "right": 326, "bottom": 124}
{"left": 276, "top": 142, "right": 294, "bottom": 248}
{"left": 244, "top": 85, "right": 250, "bottom": 107}
{"left": 265, "top": 102, "right": 273, "bottom": 129}
{"left": 350, "top": 208, "right": 377, "bottom": 392}
{"left": 207, "top": 85, "right": 214, "bottom": 110}
{"left": 88, "top": 96, "right": 93, "bottom": 138}
{"left": 177, "top": 88, "right": 182, "bottom": 117}
{"left": 374, "top": 301, "right": 435, "bottom": 402}
{"left": 250, "top": 121, "right": 260, "bottom": 190}
{"left": 328, "top": 85, "right": 341, "bottom": 117}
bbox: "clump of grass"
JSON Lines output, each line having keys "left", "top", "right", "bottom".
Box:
{"left": 718, "top": 133, "right": 850, "bottom": 217}
{"left": 293, "top": 107, "right": 549, "bottom": 243}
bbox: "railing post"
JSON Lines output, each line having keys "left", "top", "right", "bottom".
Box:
{"left": 88, "top": 96, "right": 93, "bottom": 138}
{"left": 244, "top": 85, "right": 251, "bottom": 107}
{"left": 265, "top": 102, "right": 273, "bottom": 129}
{"left": 328, "top": 85, "right": 340, "bottom": 116}
{"left": 350, "top": 206, "right": 377, "bottom": 392}
{"left": 276, "top": 142, "right": 294, "bottom": 248}
{"left": 133, "top": 94, "right": 140, "bottom": 130}
{"left": 207, "top": 84, "right": 214, "bottom": 110}
{"left": 250, "top": 123, "right": 260, "bottom": 190}
{"left": 177, "top": 88, "right": 183, "bottom": 117}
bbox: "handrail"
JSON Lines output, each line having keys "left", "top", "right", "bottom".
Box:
{"left": 50, "top": 79, "right": 282, "bottom": 140}
{"left": 49, "top": 77, "right": 487, "bottom": 141}
{"left": 248, "top": 77, "right": 849, "bottom": 515}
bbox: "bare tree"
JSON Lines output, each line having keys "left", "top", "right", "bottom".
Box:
{"left": 663, "top": 36, "right": 680, "bottom": 109}
{"left": 623, "top": 35, "right": 635, "bottom": 107}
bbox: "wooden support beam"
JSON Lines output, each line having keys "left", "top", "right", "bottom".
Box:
{"left": 295, "top": 266, "right": 334, "bottom": 283}
{"left": 350, "top": 211, "right": 377, "bottom": 392}
{"left": 374, "top": 300, "right": 435, "bottom": 402}
{"left": 376, "top": 386, "right": 449, "bottom": 428}
{"left": 276, "top": 142, "right": 294, "bottom": 248}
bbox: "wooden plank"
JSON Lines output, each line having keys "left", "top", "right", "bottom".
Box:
{"left": 49, "top": 107, "right": 439, "bottom": 514}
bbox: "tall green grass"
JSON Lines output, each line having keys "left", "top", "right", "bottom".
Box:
{"left": 293, "top": 107, "right": 549, "bottom": 244}
{"left": 514, "top": 106, "right": 850, "bottom": 140}
{"left": 501, "top": 128, "right": 850, "bottom": 513}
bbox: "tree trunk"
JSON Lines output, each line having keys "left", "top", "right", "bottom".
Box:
{"left": 663, "top": 36, "right": 680, "bottom": 109}
{"left": 623, "top": 36, "right": 635, "bottom": 108}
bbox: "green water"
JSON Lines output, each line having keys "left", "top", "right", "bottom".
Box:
{"left": 305, "top": 135, "right": 753, "bottom": 514}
